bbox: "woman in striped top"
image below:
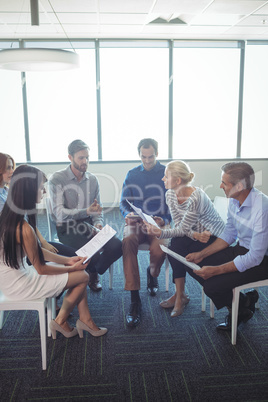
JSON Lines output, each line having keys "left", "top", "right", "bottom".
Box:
{"left": 144, "top": 160, "right": 225, "bottom": 318}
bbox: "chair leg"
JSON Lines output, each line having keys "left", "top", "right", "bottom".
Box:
{"left": 165, "top": 257, "right": 169, "bottom": 291}
{"left": 38, "top": 304, "right": 47, "bottom": 370}
{"left": 46, "top": 297, "right": 56, "bottom": 337}
{"left": 254, "top": 288, "right": 260, "bottom": 309}
{"left": 0, "top": 311, "right": 4, "bottom": 329}
{"left": 231, "top": 288, "right": 240, "bottom": 345}
{"left": 210, "top": 299, "right": 215, "bottom": 318}
{"left": 201, "top": 288, "right": 206, "bottom": 312}
{"left": 109, "top": 264, "right": 114, "bottom": 290}
{"left": 51, "top": 297, "right": 56, "bottom": 320}
{"left": 201, "top": 288, "right": 214, "bottom": 317}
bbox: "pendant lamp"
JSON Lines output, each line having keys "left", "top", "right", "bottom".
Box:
{"left": 0, "top": 0, "right": 80, "bottom": 72}
{"left": 0, "top": 48, "right": 80, "bottom": 71}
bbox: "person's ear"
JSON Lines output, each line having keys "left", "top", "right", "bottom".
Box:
{"left": 176, "top": 177, "right": 182, "bottom": 186}
{"left": 68, "top": 154, "right": 72, "bottom": 162}
{"left": 237, "top": 182, "right": 244, "bottom": 191}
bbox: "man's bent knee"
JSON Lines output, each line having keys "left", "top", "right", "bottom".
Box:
{"left": 122, "top": 234, "right": 139, "bottom": 251}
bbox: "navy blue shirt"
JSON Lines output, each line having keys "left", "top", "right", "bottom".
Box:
{"left": 120, "top": 161, "right": 171, "bottom": 224}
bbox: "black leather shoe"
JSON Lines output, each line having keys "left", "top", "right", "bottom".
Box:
{"left": 245, "top": 290, "right": 259, "bottom": 313}
{"left": 88, "top": 272, "right": 102, "bottom": 292}
{"left": 126, "top": 302, "right": 141, "bottom": 327}
{"left": 217, "top": 308, "right": 253, "bottom": 331}
{"left": 147, "top": 267, "right": 158, "bottom": 296}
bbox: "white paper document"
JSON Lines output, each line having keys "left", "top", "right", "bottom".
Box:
{"left": 76, "top": 224, "right": 116, "bottom": 264}
{"left": 126, "top": 199, "right": 159, "bottom": 228}
{"left": 160, "top": 245, "right": 201, "bottom": 271}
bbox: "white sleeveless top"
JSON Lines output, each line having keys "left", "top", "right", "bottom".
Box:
{"left": 0, "top": 248, "right": 68, "bottom": 301}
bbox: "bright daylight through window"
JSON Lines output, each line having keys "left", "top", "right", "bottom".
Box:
{"left": 0, "top": 41, "right": 266, "bottom": 162}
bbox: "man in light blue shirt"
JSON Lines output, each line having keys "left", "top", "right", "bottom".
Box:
{"left": 186, "top": 162, "right": 268, "bottom": 331}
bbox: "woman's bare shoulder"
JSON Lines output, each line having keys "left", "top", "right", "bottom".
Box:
{"left": 16, "top": 221, "right": 35, "bottom": 243}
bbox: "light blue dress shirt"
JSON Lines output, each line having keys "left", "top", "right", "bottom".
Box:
{"left": 220, "top": 188, "right": 268, "bottom": 272}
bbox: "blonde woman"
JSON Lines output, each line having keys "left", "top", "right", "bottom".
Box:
{"left": 144, "top": 160, "right": 225, "bottom": 317}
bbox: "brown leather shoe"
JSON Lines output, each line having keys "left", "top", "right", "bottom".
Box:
{"left": 88, "top": 272, "right": 102, "bottom": 292}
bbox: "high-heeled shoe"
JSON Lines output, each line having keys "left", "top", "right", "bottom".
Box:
{"left": 76, "top": 319, "right": 107, "bottom": 338}
{"left": 182, "top": 295, "right": 190, "bottom": 305}
{"left": 170, "top": 306, "right": 185, "bottom": 317}
{"left": 49, "top": 320, "right": 78, "bottom": 339}
{"left": 160, "top": 294, "right": 190, "bottom": 309}
{"left": 170, "top": 296, "right": 190, "bottom": 317}
{"left": 159, "top": 299, "right": 175, "bottom": 309}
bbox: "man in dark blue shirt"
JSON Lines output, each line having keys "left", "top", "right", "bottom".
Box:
{"left": 120, "top": 138, "right": 171, "bottom": 327}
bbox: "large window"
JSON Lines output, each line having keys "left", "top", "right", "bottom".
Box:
{"left": 0, "top": 70, "right": 26, "bottom": 162}
{"left": 0, "top": 40, "right": 266, "bottom": 162}
{"left": 100, "top": 46, "right": 169, "bottom": 160}
{"left": 173, "top": 46, "right": 240, "bottom": 159}
{"left": 26, "top": 49, "right": 98, "bottom": 162}
{"left": 242, "top": 44, "right": 268, "bottom": 158}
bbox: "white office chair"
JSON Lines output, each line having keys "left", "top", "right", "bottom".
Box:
{"left": 231, "top": 280, "right": 268, "bottom": 345}
{"left": 0, "top": 292, "right": 55, "bottom": 370}
{"left": 138, "top": 243, "right": 170, "bottom": 291}
{"left": 201, "top": 288, "right": 215, "bottom": 318}
{"left": 201, "top": 280, "right": 266, "bottom": 344}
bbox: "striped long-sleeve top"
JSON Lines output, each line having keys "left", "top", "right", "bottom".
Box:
{"left": 159, "top": 187, "right": 225, "bottom": 240}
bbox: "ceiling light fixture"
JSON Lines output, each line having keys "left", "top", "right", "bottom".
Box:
{"left": 0, "top": 48, "right": 80, "bottom": 71}
{"left": 0, "top": 0, "right": 80, "bottom": 71}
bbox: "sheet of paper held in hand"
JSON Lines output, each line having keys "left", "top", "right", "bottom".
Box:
{"left": 76, "top": 224, "right": 117, "bottom": 264}
{"left": 160, "top": 245, "right": 201, "bottom": 271}
{"left": 126, "top": 199, "right": 159, "bottom": 228}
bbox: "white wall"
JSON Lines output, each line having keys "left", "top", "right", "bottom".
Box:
{"left": 39, "top": 159, "right": 268, "bottom": 207}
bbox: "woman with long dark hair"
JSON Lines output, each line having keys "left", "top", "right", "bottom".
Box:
{"left": 0, "top": 165, "right": 107, "bottom": 338}
{"left": 0, "top": 152, "right": 76, "bottom": 257}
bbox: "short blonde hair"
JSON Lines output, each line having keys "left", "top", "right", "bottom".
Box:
{"left": 166, "top": 160, "right": 194, "bottom": 184}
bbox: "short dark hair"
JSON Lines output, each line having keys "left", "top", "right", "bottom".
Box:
{"left": 137, "top": 138, "right": 158, "bottom": 155}
{"left": 68, "top": 139, "right": 88, "bottom": 156}
{"left": 221, "top": 162, "right": 255, "bottom": 190}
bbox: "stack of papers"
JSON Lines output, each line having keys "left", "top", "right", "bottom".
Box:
{"left": 76, "top": 224, "right": 116, "bottom": 264}
{"left": 126, "top": 199, "right": 159, "bottom": 228}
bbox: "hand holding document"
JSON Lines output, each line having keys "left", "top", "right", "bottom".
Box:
{"left": 76, "top": 224, "right": 116, "bottom": 264}
{"left": 160, "top": 245, "right": 201, "bottom": 271}
{"left": 126, "top": 199, "right": 159, "bottom": 228}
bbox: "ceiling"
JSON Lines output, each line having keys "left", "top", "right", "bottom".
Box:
{"left": 1, "top": 0, "right": 268, "bottom": 41}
